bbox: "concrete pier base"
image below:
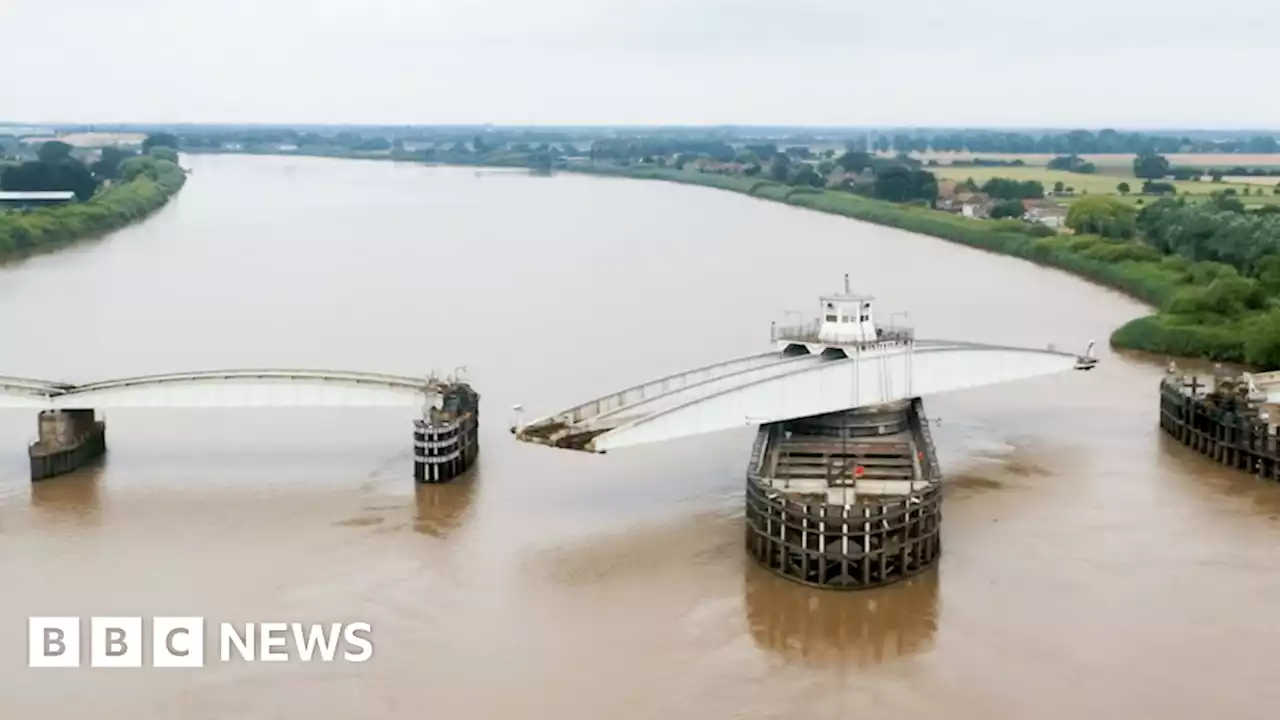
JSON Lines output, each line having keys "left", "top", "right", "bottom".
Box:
{"left": 414, "top": 383, "right": 480, "bottom": 484}
{"left": 29, "top": 409, "right": 107, "bottom": 482}
{"left": 744, "top": 398, "right": 942, "bottom": 590}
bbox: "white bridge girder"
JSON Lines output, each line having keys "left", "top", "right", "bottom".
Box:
{"left": 0, "top": 369, "right": 441, "bottom": 409}
{"left": 516, "top": 339, "right": 1094, "bottom": 452}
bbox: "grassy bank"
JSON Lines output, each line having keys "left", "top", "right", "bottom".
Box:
{"left": 0, "top": 156, "right": 186, "bottom": 261}
{"left": 582, "top": 165, "right": 1268, "bottom": 364}
{"left": 166, "top": 150, "right": 1268, "bottom": 365}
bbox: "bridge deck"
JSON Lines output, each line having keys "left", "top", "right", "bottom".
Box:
{"left": 516, "top": 338, "right": 1094, "bottom": 453}
{"left": 0, "top": 369, "right": 449, "bottom": 409}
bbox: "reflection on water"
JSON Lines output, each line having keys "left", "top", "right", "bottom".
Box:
{"left": 29, "top": 466, "right": 104, "bottom": 525}
{"left": 744, "top": 562, "right": 938, "bottom": 669}
{"left": 414, "top": 467, "right": 479, "bottom": 538}
{"left": 528, "top": 506, "right": 741, "bottom": 588}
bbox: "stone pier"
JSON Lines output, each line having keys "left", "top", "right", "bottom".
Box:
{"left": 29, "top": 409, "right": 107, "bottom": 482}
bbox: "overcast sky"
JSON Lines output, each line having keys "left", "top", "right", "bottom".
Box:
{"left": 3, "top": 0, "right": 1277, "bottom": 129}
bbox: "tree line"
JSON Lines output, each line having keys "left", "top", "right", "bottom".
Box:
{"left": 857, "top": 129, "right": 1280, "bottom": 155}
{"left": 0, "top": 134, "right": 186, "bottom": 259}
{"left": 0, "top": 134, "right": 181, "bottom": 201}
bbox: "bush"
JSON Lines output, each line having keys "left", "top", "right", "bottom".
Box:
{"left": 1246, "top": 310, "right": 1280, "bottom": 368}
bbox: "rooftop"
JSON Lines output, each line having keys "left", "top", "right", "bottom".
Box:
{"left": 0, "top": 191, "right": 76, "bottom": 201}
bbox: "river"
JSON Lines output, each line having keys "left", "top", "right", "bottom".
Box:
{"left": 1, "top": 154, "right": 1278, "bottom": 719}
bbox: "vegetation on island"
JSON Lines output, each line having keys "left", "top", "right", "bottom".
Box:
{"left": 0, "top": 134, "right": 186, "bottom": 260}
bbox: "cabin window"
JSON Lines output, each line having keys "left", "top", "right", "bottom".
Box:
{"left": 825, "top": 314, "right": 838, "bottom": 322}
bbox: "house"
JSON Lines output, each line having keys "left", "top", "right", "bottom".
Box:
{"left": 0, "top": 190, "right": 77, "bottom": 210}
{"left": 1024, "top": 201, "right": 1068, "bottom": 229}
{"left": 945, "top": 191, "right": 992, "bottom": 218}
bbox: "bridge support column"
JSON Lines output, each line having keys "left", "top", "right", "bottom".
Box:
{"left": 28, "top": 409, "right": 107, "bottom": 482}
{"left": 744, "top": 399, "right": 942, "bottom": 590}
{"left": 413, "top": 383, "right": 480, "bottom": 483}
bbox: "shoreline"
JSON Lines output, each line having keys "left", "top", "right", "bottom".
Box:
{"left": 177, "top": 150, "right": 1254, "bottom": 367}
{"left": 0, "top": 157, "right": 187, "bottom": 265}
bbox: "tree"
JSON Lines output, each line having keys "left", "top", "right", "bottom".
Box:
{"left": 980, "top": 177, "right": 1044, "bottom": 200}
{"left": 142, "top": 133, "right": 179, "bottom": 153}
{"left": 119, "top": 156, "right": 161, "bottom": 182}
{"left": 1117, "top": 182, "right": 1131, "bottom": 195}
{"left": 90, "top": 146, "right": 134, "bottom": 180}
{"left": 148, "top": 147, "right": 179, "bottom": 164}
{"left": 770, "top": 154, "right": 792, "bottom": 183}
{"left": 1065, "top": 196, "right": 1137, "bottom": 238}
{"left": 1133, "top": 153, "right": 1171, "bottom": 180}
{"left": 872, "top": 166, "right": 938, "bottom": 204}
{"left": 37, "top": 141, "right": 74, "bottom": 162}
{"left": 990, "top": 199, "right": 1026, "bottom": 219}
{"left": 1, "top": 157, "right": 98, "bottom": 200}
{"left": 836, "top": 151, "right": 873, "bottom": 173}
{"left": 1274, "top": 184, "right": 1280, "bottom": 195}
{"left": 791, "top": 167, "right": 823, "bottom": 187}
{"left": 1053, "top": 181, "right": 1065, "bottom": 193}
{"left": 1246, "top": 309, "right": 1280, "bottom": 370}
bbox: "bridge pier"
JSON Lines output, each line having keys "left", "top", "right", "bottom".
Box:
{"left": 744, "top": 399, "right": 942, "bottom": 590}
{"left": 414, "top": 382, "right": 480, "bottom": 483}
{"left": 29, "top": 409, "right": 107, "bottom": 482}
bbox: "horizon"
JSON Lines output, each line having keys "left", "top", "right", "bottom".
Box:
{"left": 5, "top": 122, "right": 1280, "bottom": 136}
{"left": 3, "top": 0, "right": 1277, "bottom": 129}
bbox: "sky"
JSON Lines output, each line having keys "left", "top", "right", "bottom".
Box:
{"left": 2, "top": 0, "right": 1278, "bottom": 129}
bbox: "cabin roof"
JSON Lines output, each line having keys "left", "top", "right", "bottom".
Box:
{"left": 819, "top": 293, "right": 874, "bottom": 304}
{"left": 0, "top": 190, "right": 76, "bottom": 201}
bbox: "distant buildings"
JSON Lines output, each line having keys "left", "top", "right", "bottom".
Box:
{"left": 1023, "top": 201, "right": 1068, "bottom": 228}
{"left": 19, "top": 132, "right": 146, "bottom": 149}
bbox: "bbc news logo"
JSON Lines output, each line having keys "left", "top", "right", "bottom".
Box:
{"left": 29, "top": 617, "right": 373, "bottom": 668}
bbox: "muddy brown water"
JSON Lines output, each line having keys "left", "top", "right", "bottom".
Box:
{"left": 1, "top": 155, "right": 1277, "bottom": 719}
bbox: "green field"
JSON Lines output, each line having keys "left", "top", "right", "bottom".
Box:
{"left": 930, "top": 165, "right": 1280, "bottom": 205}
{"left": 896, "top": 151, "right": 1280, "bottom": 169}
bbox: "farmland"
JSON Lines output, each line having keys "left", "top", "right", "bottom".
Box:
{"left": 928, "top": 165, "right": 1280, "bottom": 205}
{"left": 888, "top": 151, "right": 1280, "bottom": 169}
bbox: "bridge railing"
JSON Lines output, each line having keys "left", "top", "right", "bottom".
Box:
{"left": 773, "top": 320, "right": 915, "bottom": 346}
{"left": 531, "top": 353, "right": 780, "bottom": 426}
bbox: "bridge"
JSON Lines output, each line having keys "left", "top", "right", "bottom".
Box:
{"left": 0, "top": 369, "right": 447, "bottom": 409}
{"left": 0, "top": 369, "right": 481, "bottom": 483}
{"left": 513, "top": 284, "right": 1096, "bottom": 454}
{"left": 513, "top": 280, "right": 1098, "bottom": 590}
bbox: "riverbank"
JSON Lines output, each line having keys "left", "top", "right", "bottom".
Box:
{"left": 176, "top": 149, "right": 1264, "bottom": 366}
{"left": 571, "top": 165, "right": 1270, "bottom": 366}
{"left": 0, "top": 156, "right": 186, "bottom": 262}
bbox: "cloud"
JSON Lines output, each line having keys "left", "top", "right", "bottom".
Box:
{"left": 1, "top": 0, "right": 1277, "bottom": 127}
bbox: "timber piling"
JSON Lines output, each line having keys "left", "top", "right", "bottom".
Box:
{"left": 1160, "top": 373, "right": 1280, "bottom": 481}
{"left": 744, "top": 398, "right": 942, "bottom": 590}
